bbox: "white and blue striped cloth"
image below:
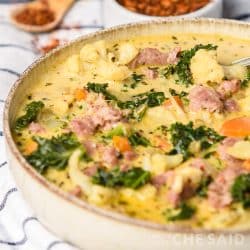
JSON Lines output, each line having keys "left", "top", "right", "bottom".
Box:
{"left": 0, "top": 0, "right": 249, "bottom": 249}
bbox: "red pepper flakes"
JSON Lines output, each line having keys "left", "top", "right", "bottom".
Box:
{"left": 117, "top": 0, "right": 210, "bottom": 17}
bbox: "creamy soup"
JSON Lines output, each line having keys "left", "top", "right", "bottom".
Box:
{"left": 13, "top": 33, "right": 250, "bottom": 230}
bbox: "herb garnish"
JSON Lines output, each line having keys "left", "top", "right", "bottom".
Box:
{"left": 92, "top": 167, "right": 151, "bottom": 189}
{"left": 87, "top": 83, "right": 166, "bottom": 121}
{"left": 87, "top": 83, "right": 118, "bottom": 101}
{"left": 160, "top": 65, "right": 175, "bottom": 79}
{"left": 231, "top": 174, "right": 250, "bottom": 208}
{"left": 124, "top": 73, "right": 144, "bottom": 89}
{"left": 15, "top": 101, "right": 44, "bottom": 131}
{"left": 27, "top": 133, "right": 82, "bottom": 173}
{"left": 168, "top": 122, "right": 224, "bottom": 160}
{"left": 241, "top": 69, "right": 250, "bottom": 89}
{"left": 128, "top": 131, "right": 150, "bottom": 147}
{"left": 197, "top": 176, "right": 213, "bottom": 197}
{"left": 164, "top": 203, "right": 196, "bottom": 221}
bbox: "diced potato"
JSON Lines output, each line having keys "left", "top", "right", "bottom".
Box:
{"left": 239, "top": 96, "right": 250, "bottom": 115}
{"left": 177, "top": 166, "right": 203, "bottom": 187}
{"left": 97, "top": 60, "right": 130, "bottom": 81}
{"left": 189, "top": 141, "right": 201, "bottom": 154}
{"left": 80, "top": 44, "right": 99, "bottom": 63}
{"left": 171, "top": 175, "right": 184, "bottom": 194}
{"left": 50, "top": 100, "right": 69, "bottom": 116}
{"left": 227, "top": 141, "right": 250, "bottom": 160}
{"left": 120, "top": 184, "right": 156, "bottom": 201}
{"left": 191, "top": 49, "right": 224, "bottom": 84}
{"left": 135, "top": 184, "right": 157, "bottom": 201}
{"left": 224, "top": 64, "right": 247, "bottom": 81}
{"left": 94, "top": 40, "right": 107, "bottom": 58}
{"left": 118, "top": 42, "right": 138, "bottom": 65}
{"left": 67, "top": 54, "right": 80, "bottom": 73}
{"left": 88, "top": 185, "right": 115, "bottom": 205}
{"left": 151, "top": 153, "right": 183, "bottom": 175}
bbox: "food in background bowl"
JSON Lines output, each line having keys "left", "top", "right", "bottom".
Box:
{"left": 117, "top": 0, "right": 210, "bottom": 17}
{"left": 12, "top": 28, "right": 250, "bottom": 230}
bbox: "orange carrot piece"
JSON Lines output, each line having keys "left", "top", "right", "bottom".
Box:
{"left": 74, "top": 88, "right": 87, "bottom": 101}
{"left": 113, "top": 136, "right": 132, "bottom": 153}
{"left": 163, "top": 96, "right": 183, "bottom": 108}
{"left": 24, "top": 140, "right": 38, "bottom": 155}
{"left": 220, "top": 117, "right": 250, "bottom": 138}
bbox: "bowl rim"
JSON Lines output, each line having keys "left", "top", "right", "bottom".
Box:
{"left": 110, "top": 0, "right": 222, "bottom": 18}
{"left": 3, "top": 18, "right": 250, "bottom": 235}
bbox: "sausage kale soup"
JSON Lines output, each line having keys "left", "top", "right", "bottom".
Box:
{"left": 13, "top": 34, "right": 250, "bottom": 229}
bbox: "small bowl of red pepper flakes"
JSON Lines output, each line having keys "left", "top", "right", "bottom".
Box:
{"left": 104, "top": 0, "right": 223, "bottom": 27}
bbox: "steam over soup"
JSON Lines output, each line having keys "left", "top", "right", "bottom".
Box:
{"left": 13, "top": 34, "right": 250, "bottom": 229}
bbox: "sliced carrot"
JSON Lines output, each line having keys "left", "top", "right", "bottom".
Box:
{"left": 74, "top": 88, "right": 87, "bottom": 101}
{"left": 220, "top": 117, "right": 250, "bottom": 138}
{"left": 23, "top": 140, "right": 38, "bottom": 155}
{"left": 243, "top": 160, "right": 250, "bottom": 171}
{"left": 163, "top": 96, "right": 183, "bottom": 109}
{"left": 113, "top": 136, "right": 132, "bottom": 153}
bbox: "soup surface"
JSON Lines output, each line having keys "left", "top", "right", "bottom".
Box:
{"left": 13, "top": 33, "right": 250, "bottom": 230}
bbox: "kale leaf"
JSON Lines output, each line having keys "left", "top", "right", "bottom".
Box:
{"left": 126, "top": 73, "right": 144, "bottom": 89}
{"left": 15, "top": 101, "right": 44, "bottom": 131}
{"left": 87, "top": 83, "right": 166, "bottom": 121}
{"left": 175, "top": 44, "right": 218, "bottom": 87}
{"left": 197, "top": 176, "right": 213, "bottom": 197}
{"left": 160, "top": 65, "right": 175, "bottom": 79}
{"left": 164, "top": 203, "right": 196, "bottom": 221}
{"left": 169, "top": 88, "right": 188, "bottom": 98}
{"left": 168, "top": 122, "right": 224, "bottom": 160}
{"left": 128, "top": 132, "right": 150, "bottom": 147}
{"left": 231, "top": 174, "right": 250, "bottom": 209}
{"left": 27, "top": 133, "right": 81, "bottom": 173}
{"left": 241, "top": 69, "right": 250, "bottom": 89}
{"left": 92, "top": 167, "right": 151, "bottom": 189}
{"left": 87, "top": 82, "right": 118, "bottom": 101}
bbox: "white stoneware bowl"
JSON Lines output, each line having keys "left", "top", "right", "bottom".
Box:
{"left": 3, "top": 19, "right": 250, "bottom": 250}
{"left": 104, "top": 0, "right": 223, "bottom": 27}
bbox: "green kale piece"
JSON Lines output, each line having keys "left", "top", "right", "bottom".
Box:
{"left": 92, "top": 167, "right": 151, "bottom": 189}
{"left": 241, "top": 69, "right": 250, "bottom": 89}
{"left": 128, "top": 132, "right": 150, "bottom": 147}
{"left": 164, "top": 203, "right": 196, "bottom": 221}
{"left": 87, "top": 82, "right": 118, "bottom": 101}
{"left": 27, "top": 133, "right": 81, "bottom": 173}
{"left": 15, "top": 101, "right": 44, "bottom": 131}
{"left": 197, "top": 176, "right": 213, "bottom": 197}
{"left": 231, "top": 174, "right": 250, "bottom": 209}
{"left": 168, "top": 122, "right": 224, "bottom": 160}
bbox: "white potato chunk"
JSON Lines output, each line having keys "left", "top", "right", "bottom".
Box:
{"left": 50, "top": 100, "right": 69, "bottom": 116}
{"left": 224, "top": 64, "right": 247, "bottom": 81}
{"left": 118, "top": 42, "right": 138, "bottom": 65}
{"left": 151, "top": 153, "right": 183, "bottom": 175}
{"left": 97, "top": 60, "right": 130, "bottom": 81}
{"left": 190, "top": 49, "right": 224, "bottom": 84}
{"left": 88, "top": 185, "right": 115, "bottom": 205}
{"left": 80, "top": 44, "right": 99, "bottom": 63}
{"left": 239, "top": 96, "right": 250, "bottom": 115}
{"left": 120, "top": 184, "right": 156, "bottom": 201}
{"left": 177, "top": 166, "right": 203, "bottom": 187}
{"left": 80, "top": 40, "right": 107, "bottom": 63}
{"left": 227, "top": 141, "right": 250, "bottom": 160}
{"left": 67, "top": 54, "right": 80, "bottom": 73}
